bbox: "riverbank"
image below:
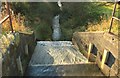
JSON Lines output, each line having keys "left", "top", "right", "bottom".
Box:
{"left": 9, "top": 2, "right": 118, "bottom": 40}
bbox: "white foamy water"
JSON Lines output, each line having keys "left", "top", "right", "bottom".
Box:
{"left": 58, "top": 0, "right": 62, "bottom": 10}
{"left": 52, "top": 15, "right": 61, "bottom": 40}
{"left": 29, "top": 41, "right": 88, "bottom": 66}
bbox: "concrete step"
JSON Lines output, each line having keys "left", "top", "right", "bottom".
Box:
{"left": 25, "top": 63, "right": 103, "bottom": 76}
{"left": 37, "top": 41, "right": 73, "bottom": 46}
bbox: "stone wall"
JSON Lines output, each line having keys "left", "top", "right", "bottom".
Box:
{"left": 72, "top": 32, "right": 119, "bottom": 77}
{"left": 2, "top": 32, "right": 36, "bottom": 76}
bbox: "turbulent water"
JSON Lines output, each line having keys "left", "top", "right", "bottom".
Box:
{"left": 29, "top": 41, "right": 88, "bottom": 65}
{"left": 52, "top": 15, "right": 61, "bottom": 41}
{"left": 52, "top": 1, "right": 62, "bottom": 41}
{"left": 58, "top": 0, "right": 62, "bottom": 10}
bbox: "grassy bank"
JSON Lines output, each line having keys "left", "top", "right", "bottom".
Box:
{"left": 8, "top": 2, "right": 119, "bottom": 40}
{"left": 60, "top": 3, "right": 117, "bottom": 40}
{"left": 11, "top": 2, "right": 60, "bottom": 40}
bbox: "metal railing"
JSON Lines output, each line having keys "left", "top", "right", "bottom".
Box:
{"left": 109, "top": 1, "right": 120, "bottom": 33}
{"left": 0, "top": 2, "right": 13, "bottom": 33}
{"left": 0, "top": 1, "right": 119, "bottom": 34}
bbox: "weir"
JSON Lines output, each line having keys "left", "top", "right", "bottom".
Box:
{"left": 2, "top": 32, "right": 119, "bottom": 77}
{"left": 1, "top": 1, "right": 120, "bottom": 78}
{"left": 25, "top": 41, "right": 89, "bottom": 76}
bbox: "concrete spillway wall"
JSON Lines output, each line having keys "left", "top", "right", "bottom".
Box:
{"left": 2, "top": 31, "right": 119, "bottom": 77}
{"left": 2, "top": 32, "right": 36, "bottom": 76}
{"left": 72, "top": 32, "right": 119, "bottom": 77}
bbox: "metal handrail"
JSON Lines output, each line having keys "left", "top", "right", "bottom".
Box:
{"left": 0, "top": 15, "right": 9, "bottom": 24}
{"left": 0, "top": 2, "right": 13, "bottom": 33}
{"left": 112, "top": 16, "right": 120, "bottom": 21}
{"left": 0, "top": 2, "right": 119, "bottom": 34}
{"left": 109, "top": 2, "right": 119, "bottom": 33}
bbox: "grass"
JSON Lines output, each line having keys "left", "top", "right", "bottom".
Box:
{"left": 11, "top": 2, "right": 60, "bottom": 40}
{"left": 1, "top": 2, "right": 119, "bottom": 41}
{"left": 2, "top": 14, "right": 32, "bottom": 33}
{"left": 0, "top": 3, "right": 33, "bottom": 54}
{"left": 86, "top": 3, "right": 119, "bottom": 35}
{"left": 0, "top": 2, "right": 119, "bottom": 55}
{"left": 60, "top": 3, "right": 111, "bottom": 40}
{"left": 34, "top": 21, "right": 52, "bottom": 40}
{"left": 86, "top": 17, "right": 118, "bottom": 35}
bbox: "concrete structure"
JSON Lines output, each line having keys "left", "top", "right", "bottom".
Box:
{"left": 72, "top": 32, "right": 119, "bottom": 77}
{"left": 2, "top": 32, "right": 36, "bottom": 76}
{"left": 1, "top": 32, "right": 119, "bottom": 77}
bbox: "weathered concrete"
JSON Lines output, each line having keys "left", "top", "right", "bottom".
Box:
{"left": 26, "top": 41, "right": 104, "bottom": 76}
{"left": 26, "top": 63, "right": 103, "bottom": 76}
{"left": 72, "top": 32, "right": 119, "bottom": 77}
{"left": 2, "top": 32, "right": 36, "bottom": 76}
{"left": 2, "top": 31, "right": 119, "bottom": 77}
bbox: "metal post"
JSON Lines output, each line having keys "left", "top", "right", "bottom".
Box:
{"left": 6, "top": 2, "right": 14, "bottom": 33}
{"left": 109, "top": 2, "right": 117, "bottom": 33}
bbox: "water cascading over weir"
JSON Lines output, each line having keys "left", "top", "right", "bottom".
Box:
{"left": 25, "top": 2, "right": 119, "bottom": 76}
{"left": 25, "top": 2, "right": 91, "bottom": 76}
{"left": 2, "top": 2, "right": 119, "bottom": 77}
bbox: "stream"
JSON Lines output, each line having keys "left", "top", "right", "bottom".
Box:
{"left": 52, "top": 15, "right": 61, "bottom": 41}
{"left": 52, "top": 0, "right": 62, "bottom": 41}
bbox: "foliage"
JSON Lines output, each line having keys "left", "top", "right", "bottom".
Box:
{"left": 11, "top": 2, "right": 30, "bottom": 15}
{"left": 60, "top": 2, "right": 113, "bottom": 40}
{"left": 10, "top": 2, "right": 117, "bottom": 40}
{"left": 87, "top": 17, "right": 118, "bottom": 35}
{"left": 11, "top": 2, "right": 60, "bottom": 40}
{"left": 34, "top": 21, "right": 52, "bottom": 40}
{"left": 0, "top": 33, "right": 14, "bottom": 54}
